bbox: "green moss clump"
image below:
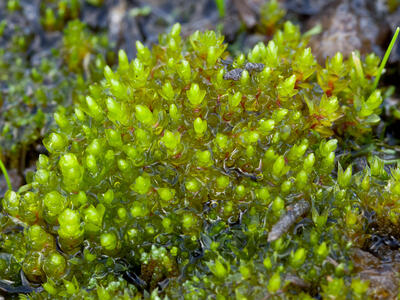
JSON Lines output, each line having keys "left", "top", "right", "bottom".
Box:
{"left": 0, "top": 6, "right": 111, "bottom": 170}
{"left": 0, "top": 21, "right": 399, "bottom": 299}
{"left": 40, "top": 0, "right": 81, "bottom": 31}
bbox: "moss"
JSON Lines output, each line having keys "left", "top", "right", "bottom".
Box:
{"left": 0, "top": 18, "right": 399, "bottom": 299}
{"left": 0, "top": 7, "right": 111, "bottom": 170}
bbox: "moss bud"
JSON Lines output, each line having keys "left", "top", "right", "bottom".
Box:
{"left": 43, "top": 252, "right": 67, "bottom": 279}
{"left": 187, "top": 83, "right": 206, "bottom": 107}
{"left": 2, "top": 190, "right": 20, "bottom": 217}
{"left": 131, "top": 175, "right": 152, "bottom": 195}
{"left": 100, "top": 232, "right": 118, "bottom": 252}
{"left": 267, "top": 271, "right": 281, "bottom": 293}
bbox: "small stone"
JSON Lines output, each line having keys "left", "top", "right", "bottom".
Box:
{"left": 244, "top": 62, "right": 264, "bottom": 72}
{"left": 223, "top": 68, "right": 243, "bottom": 80}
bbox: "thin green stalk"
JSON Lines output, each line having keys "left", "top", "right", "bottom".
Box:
{"left": 0, "top": 158, "right": 12, "bottom": 191}
{"left": 215, "top": 0, "right": 225, "bottom": 18}
{"left": 303, "top": 24, "right": 322, "bottom": 38}
{"left": 373, "top": 27, "right": 399, "bottom": 90}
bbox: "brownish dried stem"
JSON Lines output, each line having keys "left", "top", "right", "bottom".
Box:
{"left": 268, "top": 199, "right": 310, "bottom": 242}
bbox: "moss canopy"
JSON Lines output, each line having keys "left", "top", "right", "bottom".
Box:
{"left": 0, "top": 22, "right": 399, "bottom": 299}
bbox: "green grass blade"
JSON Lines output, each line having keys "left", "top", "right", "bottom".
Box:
{"left": 0, "top": 158, "right": 12, "bottom": 191}
{"left": 373, "top": 27, "right": 399, "bottom": 91}
{"left": 215, "top": 0, "right": 225, "bottom": 18}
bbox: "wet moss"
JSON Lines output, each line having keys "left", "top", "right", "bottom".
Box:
{"left": 0, "top": 1, "right": 111, "bottom": 174}
{"left": 0, "top": 12, "right": 399, "bottom": 300}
